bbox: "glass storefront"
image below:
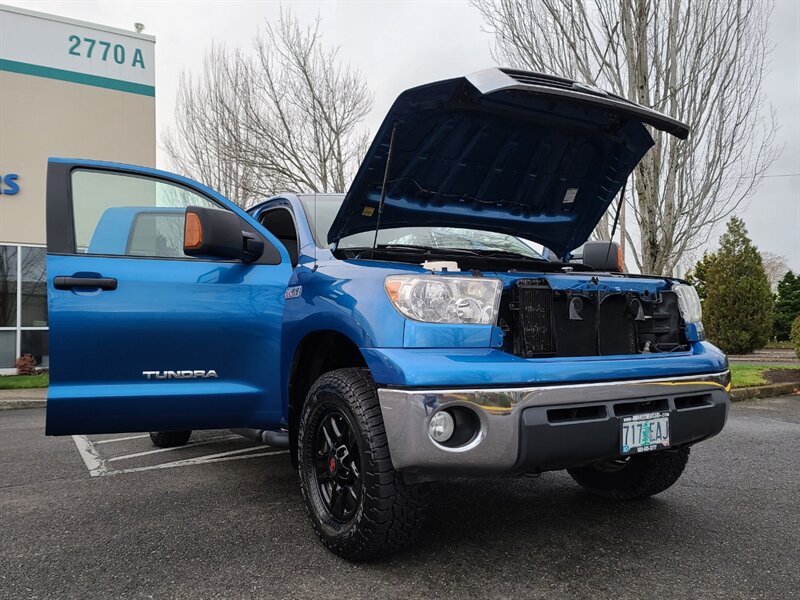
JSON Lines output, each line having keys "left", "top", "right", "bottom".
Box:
{"left": 0, "top": 244, "right": 48, "bottom": 371}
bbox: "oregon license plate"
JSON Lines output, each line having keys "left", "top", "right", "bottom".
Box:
{"left": 620, "top": 411, "right": 670, "bottom": 455}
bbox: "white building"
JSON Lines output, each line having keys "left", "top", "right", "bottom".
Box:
{"left": 0, "top": 4, "right": 156, "bottom": 372}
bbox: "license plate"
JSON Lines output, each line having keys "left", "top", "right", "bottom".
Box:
{"left": 620, "top": 411, "right": 670, "bottom": 455}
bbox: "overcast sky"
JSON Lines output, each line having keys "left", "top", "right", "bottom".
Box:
{"left": 9, "top": 0, "right": 800, "bottom": 272}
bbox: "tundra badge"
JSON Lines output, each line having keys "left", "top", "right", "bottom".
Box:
{"left": 142, "top": 370, "right": 219, "bottom": 380}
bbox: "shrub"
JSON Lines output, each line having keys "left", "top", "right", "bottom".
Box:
{"left": 774, "top": 271, "right": 800, "bottom": 341}
{"left": 703, "top": 217, "right": 773, "bottom": 354}
{"left": 15, "top": 354, "right": 37, "bottom": 376}
{"left": 792, "top": 315, "right": 800, "bottom": 360}
{"left": 686, "top": 252, "right": 717, "bottom": 303}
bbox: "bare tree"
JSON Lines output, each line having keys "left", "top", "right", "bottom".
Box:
{"left": 163, "top": 10, "right": 373, "bottom": 206}
{"left": 760, "top": 251, "right": 789, "bottom": 292}
{"left": 162, "top": 45, "right": 260, "bottom": 207}
{"left": 474, "top": 0, "right": 779, "bottom": 275}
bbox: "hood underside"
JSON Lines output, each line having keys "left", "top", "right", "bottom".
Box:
{"left": 328, "top": 68, "right": 689, "bottom": 257}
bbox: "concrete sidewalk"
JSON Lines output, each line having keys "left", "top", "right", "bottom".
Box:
{"left": 728, "top": 348, "right": 799, "bottom": 364}
{"left": 0, "top": 388, "right": 46, "bottom": 410}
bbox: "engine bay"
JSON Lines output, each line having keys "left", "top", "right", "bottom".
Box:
{"left": 338, "top": 245, "right": 690, "bottom": 358}
{"left": 336, "top": 246, "right": 593, "bottom": 273}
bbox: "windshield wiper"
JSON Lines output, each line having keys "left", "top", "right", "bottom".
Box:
{"left": 471, "top": 249, "right": 547, "bottom": 261}
{"left": 352, "top": 244, "right": 544, "bottom": 261}
{"left": 352, "top": 244, "right": 479, "bottom": 260}
{"left": 379, "top": 243, "right": 544, "bottom": 261}
{"left": 375, "top": 244, "right": 481, "bottom": 256}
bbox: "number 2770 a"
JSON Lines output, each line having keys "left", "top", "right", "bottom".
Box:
{"left": 68, "top": 35, "right": 145, "bottom": 69}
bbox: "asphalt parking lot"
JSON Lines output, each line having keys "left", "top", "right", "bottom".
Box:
{"left": 1, "top": 396, "right": 799, "bottom": 600}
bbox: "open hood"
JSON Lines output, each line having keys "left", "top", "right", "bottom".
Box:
{"left": 328, "top": 68, "right": 689, "bottom": 257}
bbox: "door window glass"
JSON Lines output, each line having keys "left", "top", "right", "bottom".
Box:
{"left": 127, "top": 213, "right": 189, "bottom": 258}
{"left": 71, "top": 170, "right": 219, "bottom": 257}
{"left": 20, "top": 246, "right": 47, "bottom": 326}
{"left": 0, "top": 246, "right": 17, "bottom": 327}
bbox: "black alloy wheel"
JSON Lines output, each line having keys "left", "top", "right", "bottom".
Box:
{"left": 298, "top": 368, "right": 428, "bottom": 561}
{"left": 313, "top": 406, "right": 362, "bottom": 522}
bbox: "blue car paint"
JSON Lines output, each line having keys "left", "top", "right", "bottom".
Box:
{"left": 360, "top": 342, "right": 727, "bottom": 388}
{"left": 46, "top": 251, "right": 293, "bottom": 434}
{"left": 48, "top": 163, "right": 726, "bottom": 435}
{"left": 326, "top": 71, "right": 684, "bottom": 257}
{"left": 46, "top": 159, "right": 294, "bottom": 435}
{"left": 251, "top": 194, "right": 725, "bottom": 411}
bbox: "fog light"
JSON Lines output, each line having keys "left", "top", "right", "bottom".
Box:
{"left": 429, "top": 410, "right": 455, "bottom": 443}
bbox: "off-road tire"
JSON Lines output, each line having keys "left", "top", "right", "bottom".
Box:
{"left": 568, "top": 447, "right": 690, "bottom": 500}
{"left": 148, "top": 430, "right": 192, "bottom": 448}
{"left": 298, "top": 368, "right": 427, "bottom": 561}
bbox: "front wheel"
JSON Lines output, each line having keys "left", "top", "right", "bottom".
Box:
{"left": 298, "top": 368, "right": 427, "bottom": 561}
{"left": 568, "top": 447, "right": 690, "bottom": 500}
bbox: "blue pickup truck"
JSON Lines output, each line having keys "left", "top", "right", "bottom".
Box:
{"left": 45, "top": 68, "right": 729, "bottom": 561}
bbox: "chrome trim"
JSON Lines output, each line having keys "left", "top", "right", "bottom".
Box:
{"left": 377, "top": 371, "right": 730, "bottom": 475}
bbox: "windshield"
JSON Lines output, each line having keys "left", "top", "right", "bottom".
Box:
{"left": 298, "top": 195, "right": 544, "bottom": 260}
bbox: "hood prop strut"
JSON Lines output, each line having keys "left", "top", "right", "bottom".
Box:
{"left": 371, "top": 123, "right": 399, "bottom": 258}
{"left": 602, "top": 176, "right": 628, "bottom": 266}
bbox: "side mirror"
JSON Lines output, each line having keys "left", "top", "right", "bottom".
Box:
{"left": 183, "top": 206, "right": 264, "bottom": 263}
{"left": 581, "top": 241, "right": 625, "bottom": 272}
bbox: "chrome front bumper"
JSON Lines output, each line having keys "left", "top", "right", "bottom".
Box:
{"left": 377, "top": 371, "right": 731, "bottom": 476}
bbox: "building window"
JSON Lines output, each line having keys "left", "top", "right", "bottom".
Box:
{"left": 21, "top": 246, "right": 48, "bottom": 327}
{"left": 0, "top": 244, "right": 48, "bottom": 371}
{"left": 0, "top": 245, "right": 17, "bottom": 327}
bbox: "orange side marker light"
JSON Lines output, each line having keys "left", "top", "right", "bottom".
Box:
{"left": 184, "top": 212, "right": 203, "bottom": 249}
{"left": 385, "top": 279, "right": 402, "bottom": 303}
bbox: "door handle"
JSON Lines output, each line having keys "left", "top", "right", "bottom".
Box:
{"left": 54, "top": 276, "right": 118, "bottom": 291}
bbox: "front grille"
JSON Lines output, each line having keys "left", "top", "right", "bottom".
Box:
{"left": 501, "top": 69, "right": 574, "bottom": 90}
{"left": 500, "top": 68, "right": 637, "bottom": 106}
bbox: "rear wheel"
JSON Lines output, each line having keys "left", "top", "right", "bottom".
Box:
{"left": 568, "top": 447, "right": 690, "bottom": 500}
{"left": 149, "top": 430, "right": 192, "bottom": 448}
{"left": 298, "top": 368, "right": 427, "bottom": 561}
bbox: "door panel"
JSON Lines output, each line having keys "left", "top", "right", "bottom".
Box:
{"left": 45, "top": 159, "right": 292, "bottom": 435}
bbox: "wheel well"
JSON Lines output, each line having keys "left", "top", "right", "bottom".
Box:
{"left": 287, "top": 331, "right": 368, "bottom": 467}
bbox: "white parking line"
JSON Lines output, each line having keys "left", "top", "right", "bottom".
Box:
{"left": 106, "top": 435, "right": 240, "bottom": 462}
{"left": 93, "top": 434, "right": 151, "bottom": 444}
{"left": 72, "top": 433, "right": 286, "bottom": 477}
{"left": 72, "top": 435, "right": 111, "bottom": 477}
{"left": 109, "top": 449, "right": 288, "bottom": 476}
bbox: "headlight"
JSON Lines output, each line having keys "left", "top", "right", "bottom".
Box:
{"left": 673, "top": 284, "right": 702, "bottom": 323}
{"left": 384, "top": 275, "right": 502, "bottom": 325}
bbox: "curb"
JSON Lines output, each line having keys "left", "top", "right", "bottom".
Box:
{"left": 730, "top": 383, "right": 799, "bottom": 402}
{"left": 0, "top": 398, "right": 47, "bottom": 411}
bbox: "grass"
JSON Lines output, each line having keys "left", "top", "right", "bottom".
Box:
{"left": 0, "top": 373, "right": 49, "bottom": 389}
{"left": 729, "top": 363, "right": 800, "bottom": 388}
